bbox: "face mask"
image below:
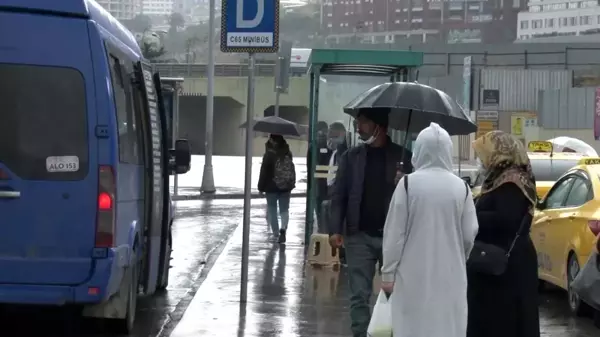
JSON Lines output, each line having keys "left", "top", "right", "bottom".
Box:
{"left": 360, "top": 126, "right": 379, "bottom": 145}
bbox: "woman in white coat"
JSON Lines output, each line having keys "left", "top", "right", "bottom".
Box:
{"left": 380, "top": 122, "right": 479, "bottom": 337}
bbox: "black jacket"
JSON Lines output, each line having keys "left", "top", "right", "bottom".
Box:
{"left": 467, "top": 183, "right": 539, "bottom": 337}
{"left": 307, "top": 140, "right": 332, "bottom": 200}
{"left": 258, "top": 142, "right": 294, "bottom": 193}
{"left": 329, "top": 137, "right": 413, "bottom": 236}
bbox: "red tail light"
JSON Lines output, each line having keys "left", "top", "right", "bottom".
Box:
{"left": 0, "top": 168, "right": 8, "bottom": 180}
{"left": 589, "top": 220, "right": 600, "bottom": 236}
{"left": 95, "top": 166, "right": 115, "bottom": 248}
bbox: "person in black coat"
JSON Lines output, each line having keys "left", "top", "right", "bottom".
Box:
{"left": 307, "top": 121, "right": 331, "bottom": 232}
{"left": 468, "top": 130, "right": 540, "bottom": 337}
{"left": 258, "top": 134, "right": 296, "bottom": 243}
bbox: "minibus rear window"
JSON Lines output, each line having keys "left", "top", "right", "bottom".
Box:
{"left": 0, "top": 64, "right": 88, "bottom": 180}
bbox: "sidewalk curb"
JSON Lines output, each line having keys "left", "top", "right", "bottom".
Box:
{"left": 155, "top": 221, "right": 242, "bottom": 337}
{"left": 172, "top": 192, "right": 307, "bottom": 201}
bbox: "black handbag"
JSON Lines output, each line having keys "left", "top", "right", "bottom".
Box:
{"left": 467, "top": 208, "right": 530, "bottom": 276}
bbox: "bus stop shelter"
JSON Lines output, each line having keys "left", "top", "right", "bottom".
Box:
{"left": 305, "top": 49, "right": 424, "bottom": 245}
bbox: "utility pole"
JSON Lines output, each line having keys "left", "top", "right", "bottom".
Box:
{"left": 200, "top": 0, "right": 216, "bottom": 193}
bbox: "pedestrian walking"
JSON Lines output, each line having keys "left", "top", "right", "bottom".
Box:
{"left": 329, "top": 108, "right": 413, "bottom": 337}
{"left": 307, "top": 121, "right": 330, "bottom": 232}
{"left": 467, "top": 130, "right": 540, "bottom": 337}
{"left": 258, "top": 134, "right": 296, "bottom": 244}
{"left": 380, "top": 122, "right": 479, "bottom": 337}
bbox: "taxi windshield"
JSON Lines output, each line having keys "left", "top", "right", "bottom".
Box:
{"left": 473, "top": 157, "right": 580, "bottom": 185}
{"left": 530, "top": 158, "right": 580, "bottom": 181}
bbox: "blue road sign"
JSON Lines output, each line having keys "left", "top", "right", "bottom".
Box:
{"left": 221, "top": 0, "right": 280, "bottom": 53}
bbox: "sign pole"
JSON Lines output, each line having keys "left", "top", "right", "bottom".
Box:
{"left": 221, "top": 0, "right": 279, "bottom": 304}
{"left": 274, "top": 75, "right": 281, "bottom": 116}
{"left": 240, "top": 52, "right": 255, "bottom": 304}
{"left": 273, "top": 41, "right": 291, "bottom": 117}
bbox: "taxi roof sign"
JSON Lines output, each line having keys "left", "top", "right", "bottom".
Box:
{"left": 527, "top": 141, "right": 553, "bottom": 153}
{"left": 578, "top": 158, "right": 600, "bottom": 165}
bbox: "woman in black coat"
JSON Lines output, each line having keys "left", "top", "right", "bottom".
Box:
{"left": 258, "top": 134, "right": 295, "bottom": 243}
{"left": 468, "top": 130, "right": 540, "bottom": 337}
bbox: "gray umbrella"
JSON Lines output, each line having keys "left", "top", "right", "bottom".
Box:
{"left": 239, "top": 116, "right": 301, "bottom": 137}
{"left": 343, "top": 82, "right": 477, "bottom": 136}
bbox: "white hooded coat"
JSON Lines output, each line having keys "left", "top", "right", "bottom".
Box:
{"left": 381, "top": 122, "right": 479, "bottom": 337}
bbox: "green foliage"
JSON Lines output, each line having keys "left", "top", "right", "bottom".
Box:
{"left": 141, "top": 43, "right": 166, "bottom": 61}
{"left": 122, "top": 14, "right": 152, "bottom": 33}
{"left": 168, "top": 12, "right": 186, "bottom": 33}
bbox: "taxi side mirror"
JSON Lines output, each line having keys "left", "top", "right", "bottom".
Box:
{"left": 536, "top": 199, "right": 545, "bottom": 210}
{"left": 169, "top": 139, "right": 191, "bottom": 175}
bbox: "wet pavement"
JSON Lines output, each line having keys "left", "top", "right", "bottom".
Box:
{"left": 169, "top": 156, "right": 308, "bottom": 200}
{"left": 0, "top": 194, "right": 598, "bottom": 336}
{"left": 169, "top": 198, "right": 600, "bottom": 337}
{"left": 0, "top": 199, "right": 246, "bottom": 337}
{"left": 168, "top": 155, "right": 478, "bottom": 200}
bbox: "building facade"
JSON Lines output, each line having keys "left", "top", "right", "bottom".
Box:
{"left": 516, "top": 0, "right": 600, "bottom": 40}
{"left": 321, "top": 0, "right": 527, "bottom": 44}
{"left": 142, "top": 0, "right": 175, "bottom": 16}
{"left": 97, "top": 0, "right": 140, "bottom": 20}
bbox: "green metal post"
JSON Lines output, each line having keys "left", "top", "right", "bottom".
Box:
{"left": 305, "top": 71, "right": 318, "bottom": 247}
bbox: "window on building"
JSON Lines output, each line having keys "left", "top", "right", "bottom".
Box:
{"left": 532, "top": 19, "right": 543, "bottom": 28}
{"left": 581, "top": 15, "right": 592, "bottom": 25}
{"left": 520, "top": 20, "right": 529, "bottom": 29}
{"left": 545, "top": 18, "right": 554, "bottom": 27}
{"left": 560, "top": 17, "right": 568, "bottom": 26}
{"left": 568, "top": 2, "right": 579, "bottom": 8}
{"left": 530, "top": 5, "right": 541, "bottom": 12}
{"left": 569, "top": 16, "right": 577, "bottom": 25}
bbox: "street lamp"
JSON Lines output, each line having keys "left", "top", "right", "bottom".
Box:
{"left": 200, "top": 0, "right": 216, "bottom": 193}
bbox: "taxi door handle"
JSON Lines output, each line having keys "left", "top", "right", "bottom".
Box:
{"left": 568, "top": 213, "right": 576, "bottom": 220}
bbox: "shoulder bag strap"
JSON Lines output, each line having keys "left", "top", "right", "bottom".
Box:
{"left": 473, "top": 189, "right": 530, "bottom": 258}
{"left": 398, "top": 176, "right": 412, "bottom": 265}
{"left": 506, "top": 209, "right": 531, "bottom": 257}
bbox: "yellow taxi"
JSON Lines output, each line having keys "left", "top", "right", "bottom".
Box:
{"left": 471, "top": 141, "right": 589, "bottom": 199}
{"left": 532, "top": 157, "right": 600, "bottom": 315}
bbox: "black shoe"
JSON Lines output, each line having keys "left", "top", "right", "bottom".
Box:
{"left": 278, "top": 229, "right": 286, "bottom": 243}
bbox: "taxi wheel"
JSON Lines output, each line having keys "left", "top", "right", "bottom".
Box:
{"left": 567, "top": 254, "right": 592, "bottom": 317}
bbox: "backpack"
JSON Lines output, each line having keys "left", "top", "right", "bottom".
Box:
{"left": 273, "top": 155, "right": 296, "bottom": 190}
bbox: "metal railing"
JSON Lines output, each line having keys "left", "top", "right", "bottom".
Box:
{"left": 152, "top": 63, "right": 309, "bottom": 77}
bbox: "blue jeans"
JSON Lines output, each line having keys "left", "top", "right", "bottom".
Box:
{"left": 266, "top": 192, "right": 291, "bottom": 233}
{"left": 345, "top": 232, "right": 383, "bottom": 337}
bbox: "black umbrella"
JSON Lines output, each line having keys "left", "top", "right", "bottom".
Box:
{"left": 343, "top": 82, "right": 477, "bottom": 136}
{"left": 239, "top": 116, "right": 301, "bottom": 137}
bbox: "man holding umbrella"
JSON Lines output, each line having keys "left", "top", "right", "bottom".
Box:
{"left": 329, "top": 108, "right": 412, "bottom": 337}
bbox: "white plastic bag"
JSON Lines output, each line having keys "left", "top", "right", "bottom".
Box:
{"left": 367, "top": 290, "right": 393, "bottom": 337}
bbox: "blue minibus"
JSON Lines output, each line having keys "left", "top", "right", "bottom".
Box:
{"left": 0, "top": 0, "right": 191, "bottom": 332}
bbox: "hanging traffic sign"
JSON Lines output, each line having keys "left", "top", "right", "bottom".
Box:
{"left": 221, "top": 0, "right": 280, "bottom": 53}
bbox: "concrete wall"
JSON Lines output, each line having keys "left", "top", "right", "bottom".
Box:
{"left": 181, "top": 77, "right": 310, "bottom": 156}
{"left": 178, "top": 96, "right": 246, "bottom": 155}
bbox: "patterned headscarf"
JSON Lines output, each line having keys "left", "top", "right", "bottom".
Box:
{"left": 472, "top": 131, "right": 537, "bottom": 213}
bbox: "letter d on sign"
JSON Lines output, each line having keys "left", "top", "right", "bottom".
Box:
{"left": 236, "top": 0, "right": 264, "bottom": 28}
